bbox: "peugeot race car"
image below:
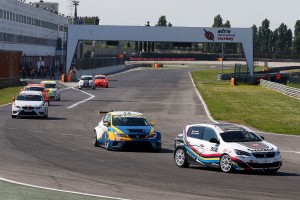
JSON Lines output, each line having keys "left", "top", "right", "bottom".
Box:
{"left": 78, "top": 75, "right": 95, "bottom": 89}
{"left": 174, "top": 123, "right": 282, "bottom": 174}
{"left": 41, "top": 80, "right": 61, "bottom": 101}
{"left": 93, "top": 111, "right": 161, "bottom": 151}
{"left": 12, "top": 91, "right": 48, "bottom": 118}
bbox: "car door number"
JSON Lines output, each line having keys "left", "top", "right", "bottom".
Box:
{"left": 210, "top": 146, "right": 218, "bottom": 152}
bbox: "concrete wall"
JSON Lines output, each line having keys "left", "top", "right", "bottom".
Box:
{"left": 76, "top": 64, "right": 126, "bottom": 79}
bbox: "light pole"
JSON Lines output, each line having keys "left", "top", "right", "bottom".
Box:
{"left": 72, "top": 1, "right": 79, "bottom": 19}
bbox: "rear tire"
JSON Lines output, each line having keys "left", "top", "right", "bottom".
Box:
{"left": 220, "top": 154, "right": 233, "bottom": 173}
{"left": 105, "top": 139, "right": 110, "bottom": 150}
{"left": 174, "top": 148, "right": 190, "bottom": 168}
{"left": 93, "top": 133, "right": 99, "bottom": 147}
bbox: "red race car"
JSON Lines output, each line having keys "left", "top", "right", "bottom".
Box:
{"left": 22, "top": 84, "right": 50, "bottom": 105}
{"left": 94, "top": 74, "right": 109, "bottom": 88}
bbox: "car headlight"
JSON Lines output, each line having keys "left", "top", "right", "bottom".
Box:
{"left": 114, "top": 132, "right": 125, "bottom": 137}
{"left": 234, "top": 149, "right": 251, "bottom": 157}
{"left": 149, "top": 132, "right": 157, "bottom": 138}
{"left": 276, "top": 150, "right": 281, "bottom": 156}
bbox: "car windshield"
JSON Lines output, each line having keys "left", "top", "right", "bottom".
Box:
{"left": 17, "top": 94, "right": 43, "bottom": 101}
{"left": 43, "top": 83, "right": 56, "bottom": 88}
{"left": 24, "top": 87, "right": 44, "bottom": 92}
{"left": 81, "top": 77, "right": 93, "bottom": 80}
{"left": 95, "top": 77, "right": 105, "bottom": 79}
{"left": 220, "top": 131, "right": 262, "bottom": 142}
{"left": 112, "top": 116, "right": 149, "bottom": 126}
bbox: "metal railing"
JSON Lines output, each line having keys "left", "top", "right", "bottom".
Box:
{"left": 260, "top": 79, "right": 300, "bottom": 100}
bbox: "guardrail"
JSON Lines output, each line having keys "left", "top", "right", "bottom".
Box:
{"left": 260, "top": 79, "right": 300, "bottom": 100}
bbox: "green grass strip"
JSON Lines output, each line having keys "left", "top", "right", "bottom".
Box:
{"left": 0, "top": 86, "right": 23, "bottom": 105}
{"left": 191, "top": 69, "right": 300, "bottom": 135}
{"left": 0, "top": 180, "right": 113, "bottom": 200}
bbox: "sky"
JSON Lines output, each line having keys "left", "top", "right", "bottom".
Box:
{"left": 53, "top": 0, "right": 299, "bottom": 31}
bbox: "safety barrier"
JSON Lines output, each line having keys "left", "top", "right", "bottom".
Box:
{"left": 260, "top": 79, "right": 300, "bottom": 100}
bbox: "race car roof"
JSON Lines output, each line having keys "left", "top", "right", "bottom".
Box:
{"left": 110, "top": 111, "right": 143, "bottom": 116}
{"left": 19, "top": 90, "right": 43, "bottom": 95}
{"left": 41, "top": 80, "right": 56, "bottom": 84}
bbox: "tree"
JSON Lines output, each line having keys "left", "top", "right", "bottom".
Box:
{"left": 258, "top": 18, "right": 272, "bottom": 57}
{"left": 156, "top": 15, "right": 168, "bottom": 27}
{"left": 213, "top": 14, "right": 223, "bottom": 27}
{"left": 293, "top": 20, "right": 300, "bottom": 54}
{"left": 252, "top": 25, "right": 259, "bottom": 57}
{"left": 155, "top": 15, "right": 172, "bottom": 50}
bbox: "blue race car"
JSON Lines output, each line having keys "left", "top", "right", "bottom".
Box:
{"left": 93, "top": 111, "right": 161, "bottom": 151}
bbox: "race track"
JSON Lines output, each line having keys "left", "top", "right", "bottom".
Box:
{"left": 0, "top": 67, "right": 299, "bottom": 200}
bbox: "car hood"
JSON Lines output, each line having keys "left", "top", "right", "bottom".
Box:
{"left": 114, "top": 126, "right": 152, "bottom": 134}
{"left": 47, "top": 88, "right": 57, "bottom": 93}
{"left": 15, "top": 100, "right": 44, "bottom": 107}
{"left": 227, "top": 141, "right": 278, "bottom": 153}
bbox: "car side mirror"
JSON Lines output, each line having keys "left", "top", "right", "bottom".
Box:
{"left": 103, "top": 121, "right": 110, "bottom": 127}
{"left": 260, "top": 136, "right": 265, "bottom": 140}
{"left": 209, "top": 138, "right": 220, "bottom": 144}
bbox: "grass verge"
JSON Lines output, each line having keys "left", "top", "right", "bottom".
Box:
{"left": 0, "top": 180, "right": 111, "bottom": 200}
{"left": 0, "top": 86, "right": 23, "bottom": 106}
{"left": 191, "top": 69, "right": 300, "bottom": 135}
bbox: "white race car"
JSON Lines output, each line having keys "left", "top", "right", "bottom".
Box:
{"left": 78, "top": 75, "right": 95, "bottom": 89}
{"left": 174, "top": 123, "right": 282, "bottom": 174}
{"left": 41, "top": 80, "right": 61, "bottom": 101}
{"left": 12, "top": 91, "right": 48, "bottom": 118}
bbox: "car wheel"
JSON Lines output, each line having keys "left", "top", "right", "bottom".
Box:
{"left": 220, "top": 154, "right": 233, "bottom": 173}
{"left": 105, "top": 139, "right": 110, "bottom": 150}
{"left": 43, "top": 109, "right": 48, "bottom": 119}
{"left": 174, "top": 148, "right": 190, "bottom": 168}
{"left": 93, "top": 133, "right": 99, "bottom": 147}
{"left": 106, "top": 84, "right": 108, "bottom": 88}
{"left": 11, "top": 115, "right": 16, "bottom": 118}
{"left": 92, "top": 87, "right": 96, "bottom": 90}
{"left": 264, "top": 168, "right": 279, "bottom": 175}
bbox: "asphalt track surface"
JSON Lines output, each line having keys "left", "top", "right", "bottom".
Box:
{"left": 0, "top": 66, "right": 300, "bottom": 200}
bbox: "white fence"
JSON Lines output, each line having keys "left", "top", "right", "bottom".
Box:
{"left": 260, "top": 79, "right": 300, "bottom": 100}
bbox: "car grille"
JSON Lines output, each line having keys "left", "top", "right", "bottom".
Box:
{"left": 128, "top": 134, "right": 147, "bottom": 139}
{"left": 22, "top": 106, "right": 34, "bottom": 110}
{"left": 19, "top": 110, "right": 37, "bottom": 115}
{"left": 252, "top": 152, "right": 275, "bottom": 158}
{"left": 127, "top": 129, "right": 145, "bottom": 133}
{"left": 247, "top": 161, "right": 281, "bottom": 169}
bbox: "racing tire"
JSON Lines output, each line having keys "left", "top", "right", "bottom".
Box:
{"left": 105, "top": 139, "right": 110, "bottom": 150}
{"left": 220, "top": 154, "right": 233, "bottom": 173}
{"left": 174, "top": 148, "right": 190, "bottom": 168}
{"left": 264, "top": 168, "right": 279, "bottom": 175}
{"left": 93, "top": 134, "right": 99, "bottom": 147}
{"left": 106, "top": 84, "right": 108, "bottom": 88}
{"left": 43, "top": 110, "right": 48, "bottom": 119}
{"left": 92, "top": 87, "right": 96, "bottom": 90}
{"left": 11, "top": 115, "right": 16, "bottom": 118}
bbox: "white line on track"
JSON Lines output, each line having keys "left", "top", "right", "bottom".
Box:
{"left": 0, "top": 177, "right": 130, "bottom": 200}
{"left": 281, "top": 151, "right": 300, "bottom": 154}
{"left": 59, "top": 82, "right": 95, "bottom": 109}
{"left": 189, "top": 72, "right": 218, "bottom": 123}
